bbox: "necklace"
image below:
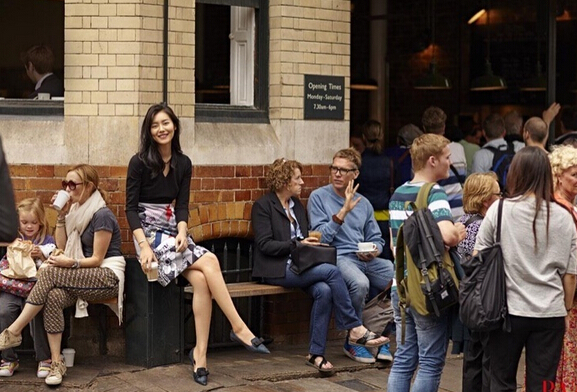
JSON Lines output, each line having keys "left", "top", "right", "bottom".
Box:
{"left": 163, "top": 156, "right": 172, "bottom": 165}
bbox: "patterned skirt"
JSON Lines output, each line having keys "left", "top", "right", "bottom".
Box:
{"left": 136, "top": 202, "right": 208, "bottom": 287}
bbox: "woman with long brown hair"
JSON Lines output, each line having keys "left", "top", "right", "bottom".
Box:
{"left": 475, "top": 147, "right": 577, "bottom": 392}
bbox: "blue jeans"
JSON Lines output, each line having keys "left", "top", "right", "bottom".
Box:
{"left": 387, "top": 290, "right": 449, "bottom": 392}
{"left": 264, "top": 263, "right": 360, "bottom": 356}
{"left": 337, "top": 255, "right": 394, "bottom": 319}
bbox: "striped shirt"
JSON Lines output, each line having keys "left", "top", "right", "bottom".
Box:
{"left": 437, "top": 142, "right": 466, "bottom": 220}
{"left": 389, "top": 182, "right": 453, "bottom": 247}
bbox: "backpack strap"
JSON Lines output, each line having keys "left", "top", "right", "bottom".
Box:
{"left": 449, "top": 164, "right": 465, "bottom": 187}
{"left": 415, "top": 182, "right": 435, "bottom": 209}
{"left": 394, "top": 225, "right": 408, "bottom": 344}
{"left": 496, "top": 198, "right": 504, "bottom": 244}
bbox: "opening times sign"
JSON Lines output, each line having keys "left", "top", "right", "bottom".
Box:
{"left": 304, "top": 75, "right": 344, "bottom": 120}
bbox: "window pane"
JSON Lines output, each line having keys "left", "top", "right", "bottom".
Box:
{"left": 195, "top": 3, "right": 231, "bottom": 104}
{"left": 0, "top": 0, "right": 64, "bottom": 99}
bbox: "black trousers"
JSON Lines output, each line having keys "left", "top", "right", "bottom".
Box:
{"left": 487, "top": 315, "right": 565, "bottom": 392}
{"left": 462, "top": 330, "right": 490, "bottom": 392}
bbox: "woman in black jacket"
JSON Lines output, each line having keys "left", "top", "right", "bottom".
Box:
{"left": 252, "top": 159, "right": 387, "bottom": 373}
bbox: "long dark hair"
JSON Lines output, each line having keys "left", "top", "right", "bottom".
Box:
{"left": 138, "top": 103, "right": 183, "bottom": 177}
{"left": 505, "top": 146, "right": 554, "bottom": 248}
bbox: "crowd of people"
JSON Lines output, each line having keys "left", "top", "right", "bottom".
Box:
{"left": 1, "top": 102, "right": 577, "bottom": 391}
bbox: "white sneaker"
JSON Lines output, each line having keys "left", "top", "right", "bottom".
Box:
{"left": 37, "top": 360, "right": 52, "bottom": 378}
{"left": 45, "top": 359, "right": 66, "bottom": 386}
{"left": 0, "top": 360, "right": 19, "bottom": 377}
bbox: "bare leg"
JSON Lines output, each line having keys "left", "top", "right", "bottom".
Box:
{"left": 189, "top": 253, "right": 255, "bottom": 345}
{"left": 47, "top": 333, "right": 63, "bottom": 363}
{"left": 7, "top": 303, "right": 43, "bottom": 336}
{"left": 181, "top": 269, "right": 212, "bottom": 370}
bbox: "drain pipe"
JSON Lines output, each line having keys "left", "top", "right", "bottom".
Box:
{"left": 163, "top": 0, "right": 169, "bottom": 104}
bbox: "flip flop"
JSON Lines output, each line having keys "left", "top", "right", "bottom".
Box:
{"left": 305, "top": 354, "right": 335, "bottom": 374}
{"left": 348, "top": 330, "right": 389, "bottom": 348}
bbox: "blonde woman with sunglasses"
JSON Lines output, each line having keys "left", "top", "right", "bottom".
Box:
{"left": 0, "top": 164, "right": 125, "bottom": 386}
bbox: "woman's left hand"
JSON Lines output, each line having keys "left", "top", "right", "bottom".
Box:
{"left": 46, "top": 254, "right": 74, "bottom": 268}
{"left": 175, "top": 232, "right": 188, "bottom": 253}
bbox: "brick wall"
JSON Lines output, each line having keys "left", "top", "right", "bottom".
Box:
{"left": 9, "top": 163, "right": 333, "bottom": 355}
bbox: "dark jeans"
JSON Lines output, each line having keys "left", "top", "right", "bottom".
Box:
{"left": 462, "top": 330, "right": 490, "bottom": 392}
{"left": 487, "top": 315, "right": 565, "bottom": 392}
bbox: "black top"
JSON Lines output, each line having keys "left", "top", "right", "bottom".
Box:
{"left": 125, "top": 153, "right": 192, "bottom": 231}
{"left": 251, "top": 192, "right": 309, "bottom": 279}
{"left": 357, "top": 149, "right": 393, "bottom": 210}
{"left": 29, "top": 74, "right": 64, "bottom": 99}
{"left": 0, "top": 135, "right": 18, "bottom": 242}
{"left": 81, "top": 207, "right": 122, "bottom": 258}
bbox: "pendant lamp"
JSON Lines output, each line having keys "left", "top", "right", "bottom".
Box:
{"left": 414, "top": 0, "right": 452, "bottom": 90}
{"left": 470, "top": 1, "right": 507, "bottom": 91}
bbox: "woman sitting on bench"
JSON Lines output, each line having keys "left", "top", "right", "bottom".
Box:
{"left": 0, "top": 164, "right": 125, "bottom": 386}
{"left": 125, "top": 103, "right": 269, "bottom": 387}
{"left": 251, "top": 159, "right": 388, "bottom": 374}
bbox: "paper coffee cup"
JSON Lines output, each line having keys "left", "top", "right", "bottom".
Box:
{"left": 37, "top": 93, "right": 51, "bottom": 100}
{"left": 146, "top": 262, "right": 159, "bottom": 282}
{"left": 358, "top": 242, "right": 376, "bottom": 252}
{"left": 52, "top": 190, "right": 70, "bottom": 211}
{"left": 62, "top": 348, "right": 75, "bottom": 367}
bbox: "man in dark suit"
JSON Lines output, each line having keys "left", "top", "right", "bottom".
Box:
{"left": 21, "top": 45, "right": 64, "bottom": 99}
{"left": 0, "top": 135, "right": 18, "bottom": 244}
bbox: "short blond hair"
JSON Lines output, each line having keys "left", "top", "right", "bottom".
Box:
{"left": 17, "top": 197, "right": 49, "bottom": 244}
{"left": 333, "top": 148, "right": 361, "bottom": 169}
{"left": 410, "top": 134, "right": 450, "bottom": 172}
{"left": 549, "top": 145, "right": 577, "bottom": 190}
{"left": 462, "top": 172, "right": 498, "bottom": 214}
{"left": 265, "top": 158, "right": 303, "bottom": 192}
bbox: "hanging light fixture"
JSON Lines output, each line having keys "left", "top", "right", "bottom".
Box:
{"left": 520, "top": 9, "right": 546, "bottom": 92}
{"left": 414, "top": 0, "right": 452, "bottom": 90}
{"left": 470, "top": 1, "right": 507, "bottom": 91}
{"left": 468, "top": 8, "right": 486, "bottom": 24}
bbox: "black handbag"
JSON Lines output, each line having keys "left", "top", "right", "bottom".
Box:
{"left": 289, "top": 241, "right": 336, "bottom": 275}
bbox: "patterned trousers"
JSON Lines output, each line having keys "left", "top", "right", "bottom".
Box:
{"left": 27, "top": 267, "right": 119, "bottom": 333}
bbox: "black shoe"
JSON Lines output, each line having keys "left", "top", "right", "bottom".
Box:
{"left": 229, "top": 330, "right": 270, "bottom": 354}
{"left": 189, "top": 349, "right": 209, "bottom": 386}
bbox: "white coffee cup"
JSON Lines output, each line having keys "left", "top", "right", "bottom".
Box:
{"left": 146, "top": 262, "right": 159, "bottom": 282}
{"left": 358, "top": 242, "right": 376, "bottom": 252}
{"left": 62, "top": 348, "right": 75, "bottom": 367}
{"left": 37, "top": 92, "right": 51, "bottom": 100}
{"left": 52, "top": 190, "right": 70, "bottom": 211}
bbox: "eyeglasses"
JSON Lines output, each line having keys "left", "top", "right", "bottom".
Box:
{"left": 329, "top": 166, "right": 357, "bottom": 175}
{"left": 62, "top": 180, "right": 83, "bottom": 191}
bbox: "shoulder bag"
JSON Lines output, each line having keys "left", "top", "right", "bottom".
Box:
{"left": 289, "top": 241, "right": 336, "bottom": 275}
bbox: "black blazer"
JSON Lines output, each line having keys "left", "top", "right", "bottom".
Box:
{"left": 252, "top": 192, "right": 309, "bottom": 279}
{"left": 29, "top": 74, "right": 64, "bottom": 98}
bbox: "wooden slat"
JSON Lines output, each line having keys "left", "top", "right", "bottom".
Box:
{"left": 184, "top": 282, "right": 294, "bottom": 298}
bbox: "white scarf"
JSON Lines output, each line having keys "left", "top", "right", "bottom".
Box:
{"left": 64, "top": 191, "right": 109, "bottom": 318}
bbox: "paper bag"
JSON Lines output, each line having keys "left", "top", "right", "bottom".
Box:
{"left": 2, "top": 240, "right": 37, "bottom": 279}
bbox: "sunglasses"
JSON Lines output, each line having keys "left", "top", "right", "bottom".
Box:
{"left": 62, "top": 180, "right": 83, "bottom": 191}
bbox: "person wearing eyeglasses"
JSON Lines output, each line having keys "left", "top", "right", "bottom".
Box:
{"left": 308, "top": 148, "right": 394, "bottom": 364}
{"left": 0, "top": 164, "right": 125, "bottom": 386}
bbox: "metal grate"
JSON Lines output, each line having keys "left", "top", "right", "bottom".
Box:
{"left": 184, "top": 238, "right": 262, "bottom": 349}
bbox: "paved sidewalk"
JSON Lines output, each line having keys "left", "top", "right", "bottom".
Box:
{"left": 0, "top": 340, "right": 523, "bottom": 391}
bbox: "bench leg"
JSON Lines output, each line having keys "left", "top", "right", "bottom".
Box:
{"left": 96, "top": 305, "right": 108, "bottom": 355}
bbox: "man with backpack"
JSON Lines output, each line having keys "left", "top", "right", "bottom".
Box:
{"left": 471, "top": 113, "right": 524, "bottom": 189}
{"left": 387, "top": 134, "right": 466, "bottom": 392}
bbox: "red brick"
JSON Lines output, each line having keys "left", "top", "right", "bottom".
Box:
{"left": 36, "top": 166, "right": 55, "bottom": 177}
{"left": 195, "top": 166, "right": 234, "bottom": 178}
{"left": 195, "top": 191, "right": 220, "bottom": 203}
{"left": 10, "top": 178, "right": 25, "bottom": 190}
{"left": 214, "top": 178, "right": 240, "bottom": 190}
{"left": 240, "top": 177, "right": 258, "bottom": 189}
{"left": 252, "top": 166, "right": 264, "bottom": 177}
{"left": 220, "top": 190, "right": 234, "bottom": 202}
{"left": 234, "top": 190, "right": 251, "bottom": 201}
{"left": 201, "top": 178, "right": 215, "bottom": 190}
{"left": 27, "top": 178, "right": 62, "bottom": 191}
{"left": 190, "top": 178, "right": 201, "bottom": 190}
{"left": 10, "top": 165, "right": 36, "bottom": 177}
{"left": 235, "top": 166, "right": 251, "bottom": 177}
{"left": 109, "top": 166, "right": 127, "bottom": 178}
{"left": 199, "top": 206, "right": 209, "bottom": 224}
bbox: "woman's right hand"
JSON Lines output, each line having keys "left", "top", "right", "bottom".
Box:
{"left": 51, "top": 193, "right": 71, "bottom": 216}
{"left": 139, "top": 245, "right": 157, "bottom": 272}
